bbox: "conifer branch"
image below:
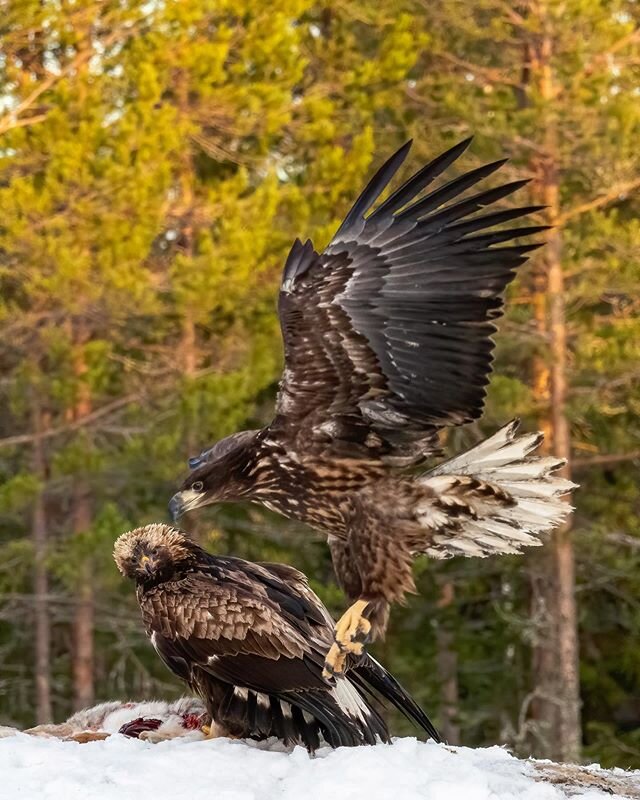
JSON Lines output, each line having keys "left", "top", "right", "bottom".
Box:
{"left": 572, "top": 451, "right": 640, "bottom": 470}
{"left": 559, "top": 177, "right": 640, "bottom": 223}
{"left": 0, "top": 395, "right": 139, "bottom": 449}
{"left": 0, "top": 22, "right": 141, "bottom": 137}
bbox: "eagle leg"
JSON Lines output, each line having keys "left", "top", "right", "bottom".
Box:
{"left": 201, "top": 723, "right": 218, "bottom": 739}
{"left": 323, "top": 599, "right": 372, "bottom": 680}
{"left": 200, "top": 721, "right": 233, "bottom": 740}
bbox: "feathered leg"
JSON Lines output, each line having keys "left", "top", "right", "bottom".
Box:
{"left": 324, "top": 527, "right": 402, "bottom": 677}
{"left": 325, "top": 529, "right": 399, "bottom": 678}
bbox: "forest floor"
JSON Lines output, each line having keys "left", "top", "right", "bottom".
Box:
{"left": 1, "top": 734, "right": 639, "bottom": 800}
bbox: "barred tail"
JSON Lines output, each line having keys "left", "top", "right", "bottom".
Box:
{"left": 417, "top": 420, "right": 577, "bottom": 559}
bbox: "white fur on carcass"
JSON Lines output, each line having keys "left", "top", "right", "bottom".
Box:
{"left": 9, "top": 697, "right": 207, "bottom": 742}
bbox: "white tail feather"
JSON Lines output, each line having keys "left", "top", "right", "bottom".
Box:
{"left": 332, "top": 677, "right": 371, "bottom": 722}
{"left": 418, "top": 420, "right": 577, "bottom": 560}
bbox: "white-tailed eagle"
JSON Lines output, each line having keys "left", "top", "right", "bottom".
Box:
{"left": 114, "top": 524, "right": 441, "bottom": 750}
{"left": 168, "top": 140, "right": 575, "bottom": 677}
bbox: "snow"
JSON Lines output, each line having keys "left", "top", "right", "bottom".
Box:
{"left": 1, "top": 734, "right": 638, "bottom": 800}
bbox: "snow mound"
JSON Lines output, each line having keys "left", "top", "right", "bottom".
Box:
{"left": 1, "top": 735, "right": 638, "bottom": 800}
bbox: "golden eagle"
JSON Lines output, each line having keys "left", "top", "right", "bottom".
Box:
{"left": 168, "top": 140, "right": 575, "bottom": 678}
{"left": 114, "top": 524, "right": 441, "bottom": 751}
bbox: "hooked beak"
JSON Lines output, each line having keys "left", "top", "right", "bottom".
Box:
{"left": 169, "top": 494, "right": 185, "bottom": 522}
{"left": 139, "top": 555, "right": 155, "bottom": 576}
{"left": 169, "top": 489, "right": 206, "bottom": 521}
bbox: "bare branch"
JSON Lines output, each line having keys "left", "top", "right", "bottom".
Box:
{"left": 437, "top": 53, "right": 525, "bottom": 89}
{"left": 0, "top": 113, "right": 49, "bottom": 134}
{"left": 0, "top": 395, "right": 139, "bottom": 449}
{"left": 560, "top": 177, "right": 640, "bottom": 223}
{"left": 572, "top": 451, "right": 640, "bottom": 470}
{"left": 606, "top": 532, "right": 640, "bottom": 550}
{"left": 581, "top": 28, "right": 640, "bottom": 78}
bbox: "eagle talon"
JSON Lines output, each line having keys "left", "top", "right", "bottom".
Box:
{"left": 322, "top": 599, "right": 372, "bottom": 678}
{"left": 334, "top": 599, "right": 372, "bottom": 648}
{"left": 322, "top": 661, "right": 337, "bottom": 684}
{"left": 201, "top": 723, "right": 220, "bottom": 740}
{"left": 323, "top": 642, "right": 347, "bottom": 680}
{"left": 332, "top": 638, "right": 347, "bottom": 654}
{"left": 351, "top": 627, "right": 371, "bottom": 645}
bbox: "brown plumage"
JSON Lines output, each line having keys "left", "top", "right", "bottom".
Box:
{"left": 168, "top": 140, "right": 576, "bottom": 676}
{"left": 113, "top": 524, "right": 440, "bottom": 751}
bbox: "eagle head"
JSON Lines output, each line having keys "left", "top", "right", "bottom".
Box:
{"left": 113, "top": 524, "right": 199, "bottom": 583}
{"left": 169, "top": 429, "right": 261, "bottom": 521}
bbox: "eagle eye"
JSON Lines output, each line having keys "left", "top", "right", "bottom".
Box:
{"left": 192, "top": 481, "right": 204, "bottom": 492}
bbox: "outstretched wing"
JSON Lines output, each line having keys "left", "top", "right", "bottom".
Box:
{"left": 273, "top": 139, "right": 545, "bottom": 465}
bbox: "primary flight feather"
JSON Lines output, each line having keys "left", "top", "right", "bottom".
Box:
{"left": 169, "top": 139, "right": 575, "bottom": 677}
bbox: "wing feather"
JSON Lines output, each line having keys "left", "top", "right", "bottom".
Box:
{"left": 138, "top": 552, "right": 440, "bottom": 746}
{"left": 138, "top": 560, "right": 395, "bottom": 748}
{"left": 273, "top": 139, "right": 543, "bottom": 463}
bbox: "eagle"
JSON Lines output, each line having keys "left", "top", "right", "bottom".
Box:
{"left": 114, "top": 523, "right": 441, "bottom": 751}
{"left": 168, "top": 139, "right": 576, "bottom": 678}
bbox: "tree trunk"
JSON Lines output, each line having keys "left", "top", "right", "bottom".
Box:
{"left": 175, "top": 70, "right": 203, "bottom": 541}
{"left": 527, "top": 7, "right": 580, "bottom": 763}
{"left": 31, "top": 396, "right": 52, "bottom": 724}
{"left": 547, "top": 217, "right": 580, "bottom": 764}
{"left": 72, "top": 485, "right": 94, "bottom": 711}
{"left": 71, "top": 327, "right": 94, "bottom": 711}
{"left": 436, "top": 579, "right": 460, "bottom": 744}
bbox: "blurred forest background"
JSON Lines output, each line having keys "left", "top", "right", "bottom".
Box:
{"left": 0, "top": 0, "right": 639, "bottom": 768}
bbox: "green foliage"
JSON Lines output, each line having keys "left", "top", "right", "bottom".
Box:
{"left": 0, "top": 475, "right": 40, "bottom": 515}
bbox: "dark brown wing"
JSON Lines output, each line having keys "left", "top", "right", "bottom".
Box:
{"left": 273, "top": 139, "right": 545, "bottom": 465}
{"left": 139, "top": 557, "right": 440, "bottom": 745}
{"left": 138, "top": 561, "right": 385, "bottom": 747}
{"left": 139, "top": 569, "right": 322, "bottom": 683}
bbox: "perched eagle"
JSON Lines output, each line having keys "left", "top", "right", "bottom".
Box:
{"left": 168, "top": 139, "right": 575, "bottom": 677}
{"left": 114, "top": 524, "right": 441, "bottom": 751}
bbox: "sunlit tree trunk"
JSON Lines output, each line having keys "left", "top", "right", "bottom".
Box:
{"left": 528, "top": 4, "right": 580, "bottom": 762}
{"left": 72, "top": 486, "right": 94, "bottom": 711}
{"left": 174, "top": 68, "right": 204, "bottom": 541}
{"left": 71, "top": 325, "right": 94, "bottom": 711}
{"left": 31, "top": 393, "right": 52, "bottom": 724}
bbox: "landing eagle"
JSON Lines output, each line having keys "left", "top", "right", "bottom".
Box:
{"left": 114, "top": 524, "right": 440, "bottom": 751}
{"left": 169, "top": 139, "right": 575, "bottom": 677}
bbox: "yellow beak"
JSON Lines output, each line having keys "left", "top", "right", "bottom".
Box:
{"left": 139, "top": 555, "right": 153, "bottom": 574}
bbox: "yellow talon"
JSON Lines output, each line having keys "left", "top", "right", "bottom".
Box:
{"left": 335, "top": 599, "right": 371, "bottom": 643}
{"left": 201, "top": 722, "right": 225, "bottom": 740}
{"left": 323, "top": 599, "right": 372, "bottom": 680}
